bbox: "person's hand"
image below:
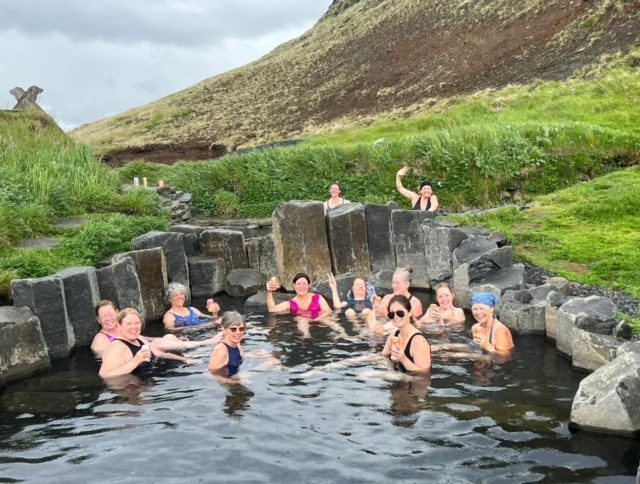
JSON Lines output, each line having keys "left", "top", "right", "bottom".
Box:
{"left": 397, "top": 166, "right": 410, "bottom": 177}
{"left": 178, "top": 336, "right": 189, "bottom": 342}
{"left": 133, "top": 348, "right": 152, "bottom": 366}
{"left": 211, "top": 303, "right": 221, "bottom": 313}
{"left": 474, "top": 333, "right": 491, "bottom": 350}
{"left": 266, "top": 279, "right": 277, "bottom": 292}
{"left": 328, "top": 273, "right": 337, "bottom": 290}
{"left": 429, "top": 305, "right": 441, "bottom": 320}
{"left": 371, "top": 295, "right": 382, "bottom": 312}
{"left": 390, "top": 345, "right": 404, "bottom": 362}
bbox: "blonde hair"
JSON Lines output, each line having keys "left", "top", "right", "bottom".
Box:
{"left": 117, "top": 308, "right": 143, "bottom": 325}
{"left": 434, "top": 282, "right": 454, "bottom": 297}
{"left": 393, "top": 265, "right": 413, "bottom": 284}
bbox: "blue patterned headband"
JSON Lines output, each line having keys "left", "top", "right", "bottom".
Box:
{"left": 470, "top": 292, "right": 499, "bottom": 308}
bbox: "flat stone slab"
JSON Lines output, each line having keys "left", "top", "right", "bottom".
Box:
{"left": 14, "top": 239, "right": 60, "bottom": 249}
{"left": 52, "top": 218, "right": 88, "bottom": 229}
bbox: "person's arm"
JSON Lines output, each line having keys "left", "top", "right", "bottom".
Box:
{"left": 317, "top": 295, "right": 332, "bottom": 313}
{"left": 192, "top": 303, "right": 220, "bottom": 319}
{"left": 444, "top": 308, "right": 466, "bottom": 323}
{"left": 140, "top": 336, "right": 189, "bottom": 363}
{"left": 375, "top": 294, "right": 390, "bottom": 317}
{"left": 396, "top": 167, "right": 419, "bottom": 202}
{"left": 381, "top": 333, "right": 393, "bottom": 357}
{"left": 428, "top": 195, "right": 439, "bottom": 212}
{"left": 477, "top": 325, "right": 513, "bottom": 356}
{"left": 163, "top": 312, "right": 177, "bottom": 330}
{"left": 327, "top": 273, "right": 345, "bottom": 310}
{"left": 392, "top": 336, "right": 431, "bottom": 371}
{"left": 266, "top": 280, "right": 289, "bottom": 312}
{"left": 207, "top": 344, "right": 229, "bottom": 372}
{"left": 411, "top": 298, "right": 423, "bottom": 319}
{"left": 99, "top": 343, "right": 149, "bottom": 378}
{"left": 91, "top": 333, "right": 111, "bottom": 357}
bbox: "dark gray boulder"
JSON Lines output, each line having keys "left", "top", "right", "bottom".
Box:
{"left": 391, "top": 210, "right": 434, "bottom": 289}
{"left": 272, "top": 201, "right": 331, "bottom": 291}
{"left": 570, "top": 352, "right": 640, "bottom": 435}
{"left": 245, "top": 291, "right": 290, "bottom": 309}
{"left": 469, "top": 264, "right": 525, "bottom": 302}
{"left": 365, "top": 202, "right": 397, "bottom": 273}
{"left": 367, "top": 270, "right": 395, "bottom": 295}
{"left": 113, "top": 248, "right": 168, "bottom": 322}
{"left": 547, "top": 276, "right": 571, "bottom": 296}
{"left": 453, "top": 236, "right": 498, "bottom": 269}
{"left": 96, "top": 257, "right": 145, "bottom": 320}
{"left": 246, "top": 234, "right": 278, "bottom": 278}
{"left": 226, "top": 269, "right": 267, "bottom": 297}
{"left": 614, "top": 320, "right": 632, "bottom": 340}
{"left": 188, "top": 257, "right": 226, "bottom": 297}
{"left": 459, "top": 226, "right": 491, "bottom": 237}
{"left": 170, "top": 224, "right": 205, "bottom": 236}
{"left": 617, "top": 342, "right": 640, "bottom": 359}
{"left": 57, "top": 267, "right": 100, "bottom": 347}
{"left": 182, "top": 233, "right": 200, "bottom": 257}
{"left": 326, "top": 203, "right": 371, "bottom": 277}
{"left": 311, "top": 273, "right": 357, "bottom": 303}
{"left": 571, "top": 331, "right": 619, "bottom": 373}
{"left": 0, "top": 307, "right": 50, "bottom": 386}
{"left": 488, "top": 231, "right": 509, "bottom": 247}
{"left": 11, "top": 276, "right": 75, "bottom": 360}
{"left": 545, "top": 291, "right": 572, "bottom": 343}
{"left": 132, "top": 231, "right": 190, "bottom": 290}
{"left": 422, "top": 220, "right": 468, "bottom": 285}
{"left": 500, "top": 284, "right": 558, "bottom": 334}
{"left": 200, "top": 229, "right": 248, "bottom": 273}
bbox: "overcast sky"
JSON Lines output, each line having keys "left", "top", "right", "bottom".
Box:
{"left": 0, "top": 0, "right": 332, "bottom": 131}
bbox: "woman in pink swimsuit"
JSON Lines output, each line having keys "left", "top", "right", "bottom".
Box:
{"left": 266, "top": 273, "right": 332, "bottom": 316}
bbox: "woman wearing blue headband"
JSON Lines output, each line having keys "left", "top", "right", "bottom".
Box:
{"left": 470, "top": 293, "right": 514, "bottom": 355}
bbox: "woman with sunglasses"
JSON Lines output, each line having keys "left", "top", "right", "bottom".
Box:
{"left": 381, "top": 295, "right": 431, "bottom": 372}
{"left": 208, "top": 311, "right": 246, "bottom": 378}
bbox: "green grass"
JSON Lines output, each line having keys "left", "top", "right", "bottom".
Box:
{"left": 448, "top": 166, "right": 640, "bottom": 311}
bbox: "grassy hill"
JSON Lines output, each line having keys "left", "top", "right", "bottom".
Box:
{"left": 71, "top": 0, "right": 640, "bottom": 155}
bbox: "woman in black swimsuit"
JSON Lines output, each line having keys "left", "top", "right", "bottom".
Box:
{"left": 395, "top": 166, "right": 439, "bottom": 212}
{"left": 381, "top": 295, "right": 431, "bottom": 372}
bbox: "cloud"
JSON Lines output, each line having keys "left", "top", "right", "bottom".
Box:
{"left": 0, "top": 0, "right": 328, "bottom": 47}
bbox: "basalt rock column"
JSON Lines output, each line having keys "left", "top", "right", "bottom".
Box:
{"left": 57, "top": 267, "right": 101, "bottom": 347}
{"left": 365, "top": 202, "right": 398, "bottom": 272}
{"left": 272, "top": 201, "right": 331, "bottom": 291}
{"left": 391, "top": 210, "right": 434, "bottom": 289}
{"left": 246, "top": 234, "right": 279, "bottom": 278}
{"left": 96, "top": 257, "right": 146, "bottom": 321}
{"left": 199, "top": 230, "right": 248, "bottom": 273}
{"left": 326, "top": 203, "right": 371, "bottom": 277}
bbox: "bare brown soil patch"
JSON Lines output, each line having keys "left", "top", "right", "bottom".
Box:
{"left": 102, "top": 142, "right": 227, "bottom": 167}
{"left": 555, "top": 261, "right": 590, "bottom": 274}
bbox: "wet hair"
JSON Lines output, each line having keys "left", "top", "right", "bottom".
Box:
{"left": 434, "top": 282, "right": 454, "bottom": 297}
{"left": 117, "top": 308, "right": 143, "bottom": 325}
{"left": 419, "top": 181, "right": 432, "bottom": 190}
{"left": 166, "top": 282, "right": 188, "bottom": 303}
{"left": 220, "top": 311, "right": 246, "bottom": 329}
{"left": 292, "top": 272, "right": 311, "bottom": 285}
{"left": 393, "top": 265, "right": 413, "bottom": 284}
{"left": 387, "top": 294, "right": 416, "bottom": 325}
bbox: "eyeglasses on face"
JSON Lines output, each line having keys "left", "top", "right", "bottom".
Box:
{"left": 227, "top": 326, "right": 246, "bottom": 333}
{"left": 387, "top": 310, "right": 406, "bottom": 319}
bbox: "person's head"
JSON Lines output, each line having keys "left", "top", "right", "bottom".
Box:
{"left": 116, "top": 308, "right": 143, "bottom": 340}
{"left": 220, "top": 311, "right": 246, "bottom": 343}
{"left": 292, "top": 273, "right": 311, "bottom": 296}
{"left": 95, "top": 300, "right": 118, "bottom": 331}
{"left": 329, "top": 183, "right": 342, "bottom": 198}
{"left": 387, "top": 295, "right": 415, "bottom": 328}
{"left": 392, "top": 266, "right": 413, "bottom": 295}
{"left": 434, "top": 282, "right": 455, "bottom": 310}
{"left": 351, "top": 277, "right": 367, "bottom": 299}
{"left": 470, "top": 293, "right": 499, "bottom": 326}
{"left": 419, "top": 181, "right": 433, "bottom": 198}
{"left": 166, "top": 282, "right": 187, "bottom": 306}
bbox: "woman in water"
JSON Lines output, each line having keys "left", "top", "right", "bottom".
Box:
{"left": 324, "top": 182, "right": 350, "bottom": 215}
{"left": 163, "top": 282, "right": 220, "bottom": 330}
{"left": 91, "top": 300, "right": 221, "bottom": 357}
{"left": 207, "top": 311, "right": 246, "bottom": 380}
{"left": 395, "top": 166, "right": 439, "bottom": 212}
{"left": 328, "top": 274, "right": 376, "bottom": 317}
{"left": 381, "top": 295, "right": 431, "bottom": 372}
{"left": 419, "top": 282, "right": 466, "bottom": 324}
{"left": 372, "top": 266, "right": 423, "bottom": 320}
{"left": 266, "top": 273, "right": 332, "bottom": 315}
{"left": 99, "top": 308, "right": 190, "bottom": 378}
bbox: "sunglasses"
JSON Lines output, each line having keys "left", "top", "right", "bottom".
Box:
{"left": 227, "top": 326, "right": 246, "bottom": 333}
{"left": 387, "top": 310, "right": 406, "bottom": 319}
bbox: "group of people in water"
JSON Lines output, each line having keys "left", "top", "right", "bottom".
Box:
{"left": 94, "top": 266, "right": 514, "bottom": 381}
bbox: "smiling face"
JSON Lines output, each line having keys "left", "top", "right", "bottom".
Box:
{"left": 97, "top": 305, "right": 118, "bottom": 333}
{"left": 352, "top": 278, "right": 367, "bottom": 299}
{"left": 388, "top": 301, "right": 411, "bottom": 329}
{"left": 169, "top": 290, "right": 186, "bottom": 308}
{"left": 224, "top": 324, "right": 246, "bottom": 345}
{"left": 391, "top": 275, "right": 410, "bottom": 295}
{"left": 420, "top": 184, "right": 432, "bottom": 197}
{"left": 329, "top": 184, "right": 341, "bottom": 197}
{"left": 472, "top": 303, "right": 494, "bottom": 326}
{"left": 294, "top": 277, "right": 310, "bottom": 297}
{"left": 119, "top": 314, "right": 142, "bottom": 342}
{"left": 436, "top": 287, "right": 454, "bottom": 311}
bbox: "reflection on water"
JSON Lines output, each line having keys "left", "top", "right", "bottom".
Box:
{"left": 0, "top": 293, "right": 638, "bottom": 483}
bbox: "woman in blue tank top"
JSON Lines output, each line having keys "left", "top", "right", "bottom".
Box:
{"left": 208, "top": 311, "right": 246, "bottom": 380}
{"left": 163, "top": 282, "right": 220, "bottom": 330}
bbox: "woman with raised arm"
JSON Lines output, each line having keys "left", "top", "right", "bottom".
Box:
{"left": 266, "top": 273, "right": 332, "bottom": 316}
{"left": 328, "top": 274, "right": 376, "bottom": 317}
{"left": 395, "top": 167, "right": 439, "bottom": 212}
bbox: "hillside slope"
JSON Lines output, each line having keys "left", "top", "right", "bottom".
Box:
{"left": 71, "top": 0, "right": 640, "bottom": 157}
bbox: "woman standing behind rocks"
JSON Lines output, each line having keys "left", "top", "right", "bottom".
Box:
{"left": 396, "top": 167, "right": 439, "bottom": 212}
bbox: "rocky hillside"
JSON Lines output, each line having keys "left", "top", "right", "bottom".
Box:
{"left": 71, "top": 0, "right": 640, "bottom": 161}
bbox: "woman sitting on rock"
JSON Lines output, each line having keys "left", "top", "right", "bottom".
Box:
{"left": 419, "top": 282, "right": 466, "bottom": 325}
{"left": 99, "top": 308, "right": 191, "bottom": 379}
{"left": 91, "top": 300, "right": 221, "bottom": 358}
{"left": 395, "top": 167, "right": 439, "bottom": 212}
{"left": 324, "top": 183, "right": 350, "bottom": 215}
{"left": 328, "top": 274, "right": 376, "bottom": 317}
{"left": 163, "top": 282, "right": 220, "bottom": 330}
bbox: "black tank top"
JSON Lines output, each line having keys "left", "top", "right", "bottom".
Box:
{"left": 116, "top": 338, "right": 155, "bottom": 375}
{"left": 394, "top": 329, "right": 431, "bottom": 371}
{"left": 412, "top": 197, "right": 431, "bottom": 211}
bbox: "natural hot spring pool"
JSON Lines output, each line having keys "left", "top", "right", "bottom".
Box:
{"left": 1, "top": 294, "right": 638, "bottom": 483}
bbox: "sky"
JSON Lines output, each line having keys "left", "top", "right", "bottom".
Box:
{"left": 0, "top": 0, "right": 333, "bottom": 131}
